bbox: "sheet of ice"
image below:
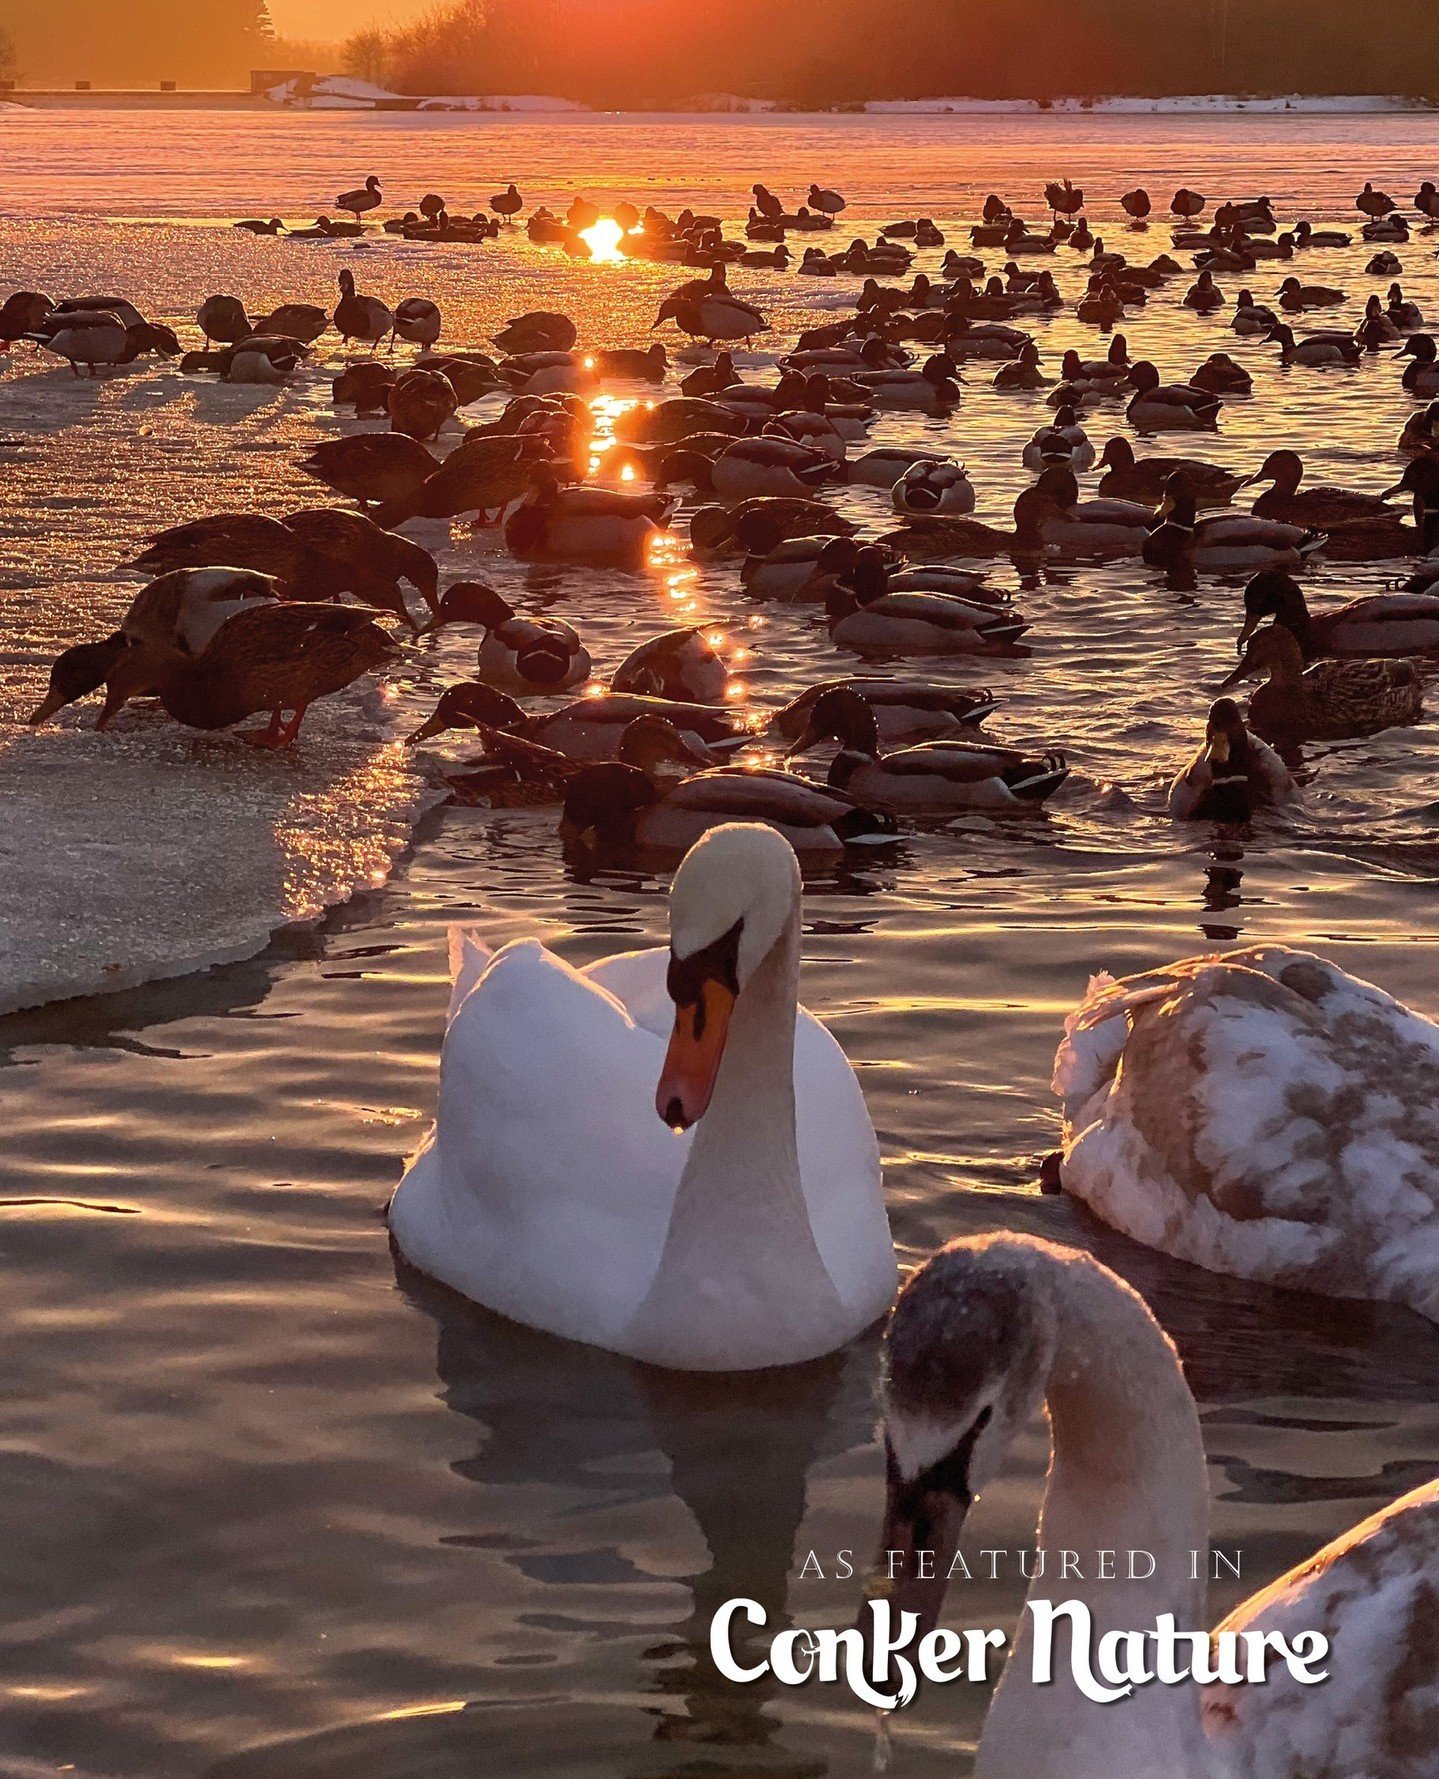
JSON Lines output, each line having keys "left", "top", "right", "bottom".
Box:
{"left": 0, "top": 694, "right": 436, "bottom": 1016}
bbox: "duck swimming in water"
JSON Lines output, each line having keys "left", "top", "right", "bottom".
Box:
{"left": 1095, "top": 438, "right": 1242, "bottom": 508}
{"left": 1239, "top": 566, "right": 1439, "bottom": 658}
{"left": 423, "top": 582, "right": 591, "bottom": 692}
{"left": 785, "top": 686, "right": 1067, "bottom": 811}
{"left": 827, "top": 548, "right": 1028, "bottom": 655}
{"left": 1167, "top": 696, "right": 1294, "bottom": 821}
{"left": 1144, "top": 479, "right": 1325, "bottom": 573}
{"left": 1220, "top": 622, "right": 1424, "bottom": 743}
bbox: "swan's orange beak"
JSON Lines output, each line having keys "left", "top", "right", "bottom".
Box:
{"left": 657, "top": 979, "right": 736, "bottom": 1131}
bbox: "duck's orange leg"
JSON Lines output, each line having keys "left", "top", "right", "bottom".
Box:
{"left": 237, "top": 708, "right": 290, "bottom": 747}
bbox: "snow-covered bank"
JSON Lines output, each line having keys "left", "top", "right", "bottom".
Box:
{"left": 258, "top": 75, "right": 1436, "bottom": 119}
{"left": 263, "top": 74, "right": 586, "bottom": 112}
{"left": 864, "top": 94, "right": 1439, "bottom": 115}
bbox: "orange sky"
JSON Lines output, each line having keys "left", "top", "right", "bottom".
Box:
{"left": 267, "top": 0, "right": 433, "bottom": 42}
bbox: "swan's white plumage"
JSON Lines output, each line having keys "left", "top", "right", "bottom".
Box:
{"left": 390, "top": 931, "right": 892, "bottom": 1363}
{"left": 1052, "top": 946, "right": 1439, "bottom": 1321}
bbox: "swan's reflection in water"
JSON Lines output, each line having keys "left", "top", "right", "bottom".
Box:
{"left": 426, "top": 1264, "right": 882, "bottom": 1775}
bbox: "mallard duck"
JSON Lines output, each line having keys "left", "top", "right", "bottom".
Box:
{"left": 392, "top": 297, "right": 442, "bottom": 350}
{"left": 1267, "top": 322, "right": 1361, "bottom": 367}
{"left": 1032, "top": 465, "right": 1152, "bottom": 556}
{"left": 408, "top": 681, "right": 746, "bottom": 758}
{"left": 786, "top": 686, "right": 1065, "bottom": 810}
{"left": 689, "top": 500, "right": 852, "bottom": 559}
{"left": 892, "top": 460, "right": 975, "bottom": 516}
{"left": 333, "top": 270, "right": 393, "bottom": 351}
{"left": 1182, "top": 271, "right": 1225, "bottom": 313}
{"left": 560, "top": 761, "right": 896, "bottom": 855}
{"left": 1278, "top": 275, "right": 1346, "bottom": 309}
{"left": 196, "top": 294, "right": 250, "bottom": 347}
{"left": 880, "top": 487, "right": 1060, "bottom": 563}
{"left": 1399, "top": 402, "right": 1439, "bottom": 457}
{"left": 1397, "top": 334, "right": 1439, "bottom": 397}
{"left": 1244, "top": 449, "right": 1396, "bottom": 526}
{"left": 1389, "top": 284, "right": 1425, "bottom": 331}
{"left": 848, "top": 445, "right": 947, "bottom": 488}
{"left": 710, "top": 437, "right": 839, "bottom": 500}
{"left": 0, "top": 290, "right": 55, "bottom": 343}
{"left": 422, "top": 581, "right": 590, "bottom": 691}
{"left": 1096, "top": 437, "right": 1242, "bottom": 507}
{"left": 505, "top": 466, "right": 675, "bottom": 562}
{"left": 771, "top": 678, "right": 996, "bottom": 747}
{"left": 28, "top": 567, "right": 283, "bottom": 724}
{"left": 371, "top": 433, "right": 538, "bottom": 527}
{"left": 1120, "top": 186, "right": 1151, "bottom": 223}
{"left": 493, "top": 311, "right": 576, "bottom": 355}
{"left": 653, "top": 291, "right": 768, "bottom": 344}
{"left": 1126, "top": 362, "right": 1221, "bottom": 430}
{"left": 611, "top": 628, "right": 728, "bottom": 703}
{"left": 253, "top": 303, "right": 329, "bottom": 344}
{"left": 439, "top": 712, "right": 717, "bottom": 806}
{"left": 1190, "top": 351, "right": 1252, "bottom": 395}
{"left": 1145, "top": 481, "right": 1325, "bottom": 571}
{"left": 993, "top": 340, "right": 1050, "bottom": 390}
{"left": 329, "top": 361, "right": 393, "bottom": 416}
{"left": 737, "top": 532, "right": 865, "bottom": 601}
{"left": 854, "top": 355, "right": 961, "bottom": 412}
{"left": 384, "top": 366, "right": 458, "bottom": 441}
{"left": 134, "top": 508, "right": 438, "bottom": 626}
{"left": 299, "top": 433, "right": 436, "bottom": 508}
{"left": 807, "top": 184, "right": 846, "bottom": 214}
{"left": 1239, "top": 567, "right": 1439, "bottom": 658}
{"left": 827, "top": 549, "right": 1028, "bottom": 654}
{"left": 490, "top": 183, "right": 523, "bottom": 221}
{"left": 1231, "top": 289, "right": 1279, "bottom": 334}
{"left": 93, "top": 601, "right": 397, "bottom": 745}
{"left": 218, "top": 334, "right": 306, "bottom": 384}
{"left": 1022, "top": 406, "right": 1094, "bottom": 470}
{"left": 1221, "top": 621, "right": 1423, "bottom": 742}
{"left": 29, "top": 316, "right": 178, "bottom": 376}
{"left": 336, "top": 175, "right": 382, "bottom": 220}
{"left": 1356, "top": 293, "right": 1402, "bottom": 349}
{"left": 1167, "top": 696, "right": 1294, "bottom": 820}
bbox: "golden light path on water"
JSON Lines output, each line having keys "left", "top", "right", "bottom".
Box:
{"left": 1, "top": 107, "right": 1439, "bottom": 1779}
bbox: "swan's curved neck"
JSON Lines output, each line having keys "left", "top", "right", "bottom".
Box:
{"left": 981, "top": 1266, "right": 1211, "bottom": 1779}
{"left": 624, "top": 901, "right": 846, "bottom": 1370}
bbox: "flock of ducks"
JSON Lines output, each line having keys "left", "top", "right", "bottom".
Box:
{"left": 11, "top": 167, "right": 1439, "bottom": 1775}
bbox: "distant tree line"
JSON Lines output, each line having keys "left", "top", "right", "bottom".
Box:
{"left": 345, "top": 0, "right": 1439, "bottom": 105}
{"left": 0, "top": 0, "right": 273, "bottom": 87}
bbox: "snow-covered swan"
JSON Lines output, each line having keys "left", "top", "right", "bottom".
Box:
{"left": 873, "top": 1233, "right": 1439, "bottom": 1778}
{"left": 388, "top": 822, "right": 897, "bottom": 1369}
{"left": 1051, "top": 945, "right": 1439, "bottom": 1323}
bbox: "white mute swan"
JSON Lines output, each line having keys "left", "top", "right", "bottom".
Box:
{"left": 872, "top": 1233, "right": 1439, "bottom": 1778}
{"left": 388, "top": 822, "right": 896, "bottom": 1370}
{"left": 1052, "top": 945, "right": 1439, "bottom": 1323}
